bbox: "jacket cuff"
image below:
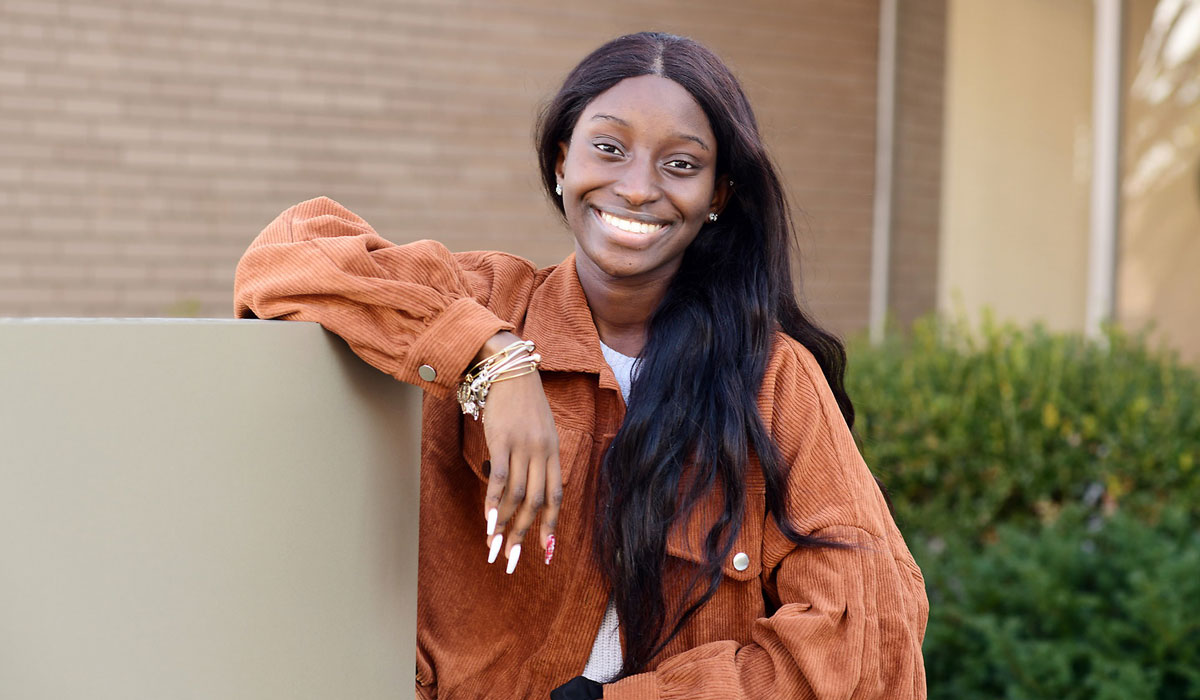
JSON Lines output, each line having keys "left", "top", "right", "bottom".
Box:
{"left": 603, "top": 673, "right": 660, "bottom": 700}
{"left": 399, "top": 297, "right": 513, "bottom": 398}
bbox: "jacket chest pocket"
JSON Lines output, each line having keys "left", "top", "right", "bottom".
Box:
{"left": 664, "top": 486, "right": 765, "bottom": 582}
{"left": 460, "top": 418, "right": 592, "bottom": 486}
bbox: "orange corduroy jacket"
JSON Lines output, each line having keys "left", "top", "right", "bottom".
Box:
{"left": 234, "top": 197, "right": 929, "bottom": 699}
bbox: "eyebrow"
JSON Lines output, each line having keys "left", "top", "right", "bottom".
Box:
{"left": 589, "top": 113, "right": 711, "bottom": 152}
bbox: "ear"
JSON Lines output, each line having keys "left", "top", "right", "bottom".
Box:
{"left": 555, "top": 141, "right": 569, "bottom": 185}
{"left": 709, "top": 175, "right": 732, "bottom": 217}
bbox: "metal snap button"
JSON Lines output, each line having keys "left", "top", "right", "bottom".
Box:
{"left": 417, "top": 364, "right": 437, "bottom": 382}
{"left": 732, "top": 552, "right": 750, "bottom": 571}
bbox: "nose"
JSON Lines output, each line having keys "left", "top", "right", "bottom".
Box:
{"left": 611, "top": 157, "right": 661, "bottom": 207}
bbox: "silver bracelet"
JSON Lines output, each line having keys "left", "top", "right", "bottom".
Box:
{"left": 457, "top": 340, "right": 540, "bottom": 420}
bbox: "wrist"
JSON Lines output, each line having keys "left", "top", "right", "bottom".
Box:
{"left": 459, "top": 336, "right": 541, "bottom": 421}
{"left": 475, "top": 331, "right": 523, "bottom": 365}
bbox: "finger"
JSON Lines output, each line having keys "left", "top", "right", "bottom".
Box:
{"left": 487, "top": 527, "right": 505, "bottom": 565}
{"left": 484, "top": 452, "right": 509, "bottom": 536}
{"left": 496, "top": 450, "right": 529, "bottom": 533}
{"left": 504, "top": 455, "right": 545, "bottom": 564}
{"left": 540, "top": 451, "right": 563, "bottom": 565}
{"left": 505, "top": 542, "right": 521, "bottom": 575}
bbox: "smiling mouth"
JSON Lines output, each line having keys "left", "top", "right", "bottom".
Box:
{"left": 596, "top": 209, "right": 668, "bottom": 235}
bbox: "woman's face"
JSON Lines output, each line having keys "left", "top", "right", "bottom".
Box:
{"left": 556, "top": 75, "right": 728, "bottom": 283}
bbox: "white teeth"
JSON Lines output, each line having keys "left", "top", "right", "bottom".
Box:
{"left": 600, "top": 211, "right": 665, "bottom": 235}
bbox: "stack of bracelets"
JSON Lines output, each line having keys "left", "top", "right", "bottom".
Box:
{"left": 457, "top": 339, "right": 541, "bottom": 421}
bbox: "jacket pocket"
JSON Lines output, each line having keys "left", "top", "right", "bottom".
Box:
{"left": 461, "top": 419, "right": 592, "bottom": 486}
{"left": 664, "top": 486, "right": 765, "bottom": 582}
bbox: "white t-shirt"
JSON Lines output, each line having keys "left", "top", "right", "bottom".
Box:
{"left": 581, "top": 341, "right": 638, "bottom": 683}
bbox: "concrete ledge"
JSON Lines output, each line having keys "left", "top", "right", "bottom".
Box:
{"left": 0, "top": 319, "right": 420, "bottom": 699}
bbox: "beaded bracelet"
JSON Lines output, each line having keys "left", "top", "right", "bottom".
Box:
{"left": 457, "top": 340, "right": 541, "bottom": 420}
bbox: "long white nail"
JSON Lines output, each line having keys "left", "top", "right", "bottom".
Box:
{"left": 506, "top": 544, "right": 521, "bottom": 574}
{"left": 486, "top": 508, "right": 498, "bottom": 536}
{"left": 488, "top": 534, "right": 503, "bottom": 564}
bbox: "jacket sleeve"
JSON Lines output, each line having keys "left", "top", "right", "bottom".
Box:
{"left": 233, "top": 196, "right": 537, "bottom": 398}
{"left": 603, "top": 340, "right": 929, "bottom": 700}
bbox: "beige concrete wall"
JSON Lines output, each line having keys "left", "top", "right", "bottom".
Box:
{"left": 0, "top": 319, "right": 420, "bottom": 699}
{"left": 938, "top": 0, "right": 1093, "bottom": 330}
{"left": 0, "top": 0, "right": 881, "bottom": 337}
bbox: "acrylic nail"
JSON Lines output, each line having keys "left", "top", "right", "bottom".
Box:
{"left": 544, "top": 534, "right": 556, "bottom": 565}
{"left": 486, "top": 508, "right": 498, "bottom": 536}
{"left": 487, "top": 534, "right": 503, "bottom": 564}
{"left": 506, "top": 544, "right": 521, "bottom": 574}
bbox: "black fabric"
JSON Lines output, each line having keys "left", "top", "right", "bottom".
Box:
{"left": 549, "top": 675, "right": 603, "bottom": 700}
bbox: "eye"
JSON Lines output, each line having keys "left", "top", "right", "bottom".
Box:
{"left": 666, "top": 159, "right": 697, "bottom": 170}
{"left": 594, "top": 142, "right": 624, "bottom": 156}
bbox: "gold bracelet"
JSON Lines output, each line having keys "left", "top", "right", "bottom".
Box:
{"left": 457, "top": 340, "right": 540, "bottom": 420}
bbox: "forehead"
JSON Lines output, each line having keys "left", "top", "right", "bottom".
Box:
{"left": 577, "top": 75, "right": 715, "bottom": 143}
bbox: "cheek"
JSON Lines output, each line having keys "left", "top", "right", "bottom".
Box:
{"left": 679, "top": 184, "right": 715, "bottom": 220}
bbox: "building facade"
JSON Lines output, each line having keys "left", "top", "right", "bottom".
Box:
{"left": 2, "top": 0, "right": 1195, "bottom": 359}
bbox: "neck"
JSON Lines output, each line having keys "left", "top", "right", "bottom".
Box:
{"left": 574, "top": 251, "right": 677, "bottom": 358}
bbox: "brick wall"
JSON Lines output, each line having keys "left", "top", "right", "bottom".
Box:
{"left": 889, "top": 0, "right": 946, "bottom": 328}
{"left": 0, "top": 0, "right": 881, "bottom": 336}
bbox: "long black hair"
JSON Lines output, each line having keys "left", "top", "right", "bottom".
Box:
{"left": 535, "top": 32, "right": 856, "bottom": 676}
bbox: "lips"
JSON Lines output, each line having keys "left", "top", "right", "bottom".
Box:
{"left": 595, "top": 209, "right": 668, "bottom": 235}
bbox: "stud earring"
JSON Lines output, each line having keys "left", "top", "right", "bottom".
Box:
{"left": 708, "top": 212, "right": 718, "bottom": 222}
{"left": 555, "top": 183, "right": 562, "bottom": 196}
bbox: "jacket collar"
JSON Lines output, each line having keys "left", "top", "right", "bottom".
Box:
{"left": 521, "top": 254, "right": 621, "bottom": 392}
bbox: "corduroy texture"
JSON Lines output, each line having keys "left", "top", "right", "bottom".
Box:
{"left": 234, "top": 197, "right": 929, "bottom": 699}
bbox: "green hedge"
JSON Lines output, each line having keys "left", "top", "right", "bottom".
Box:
{"left": 846, "top": 316, "right": 1200, "bottom": 698}
{"left": 848, "top": 315, "right": 1200, "bottom": 543}
{"left": 917, "top": 507, "right": 1200, "bottom": 699}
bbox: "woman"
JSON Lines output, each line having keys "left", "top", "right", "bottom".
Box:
{"left": 235, "top": 32, "right": 927, "bottom": 699}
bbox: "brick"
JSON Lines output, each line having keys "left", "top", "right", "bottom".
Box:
{"left": 58, "top": 240, "right": 119, "bottom": 259}
{"left": 57, "top": 287, "right": 121, "bottom": 306}
{"left": 29, "top": 215, "right": 89, "bottom": 234}
{"left": 92, "top": 265, "right": 151, "bottom": 282}
{"left": 122, "top": 6, "right": 179, "bottom": 29}
{"left": 121, "top": 148, "right": 182, "bottom": 168}
{"left": 0, "top": 92, "right": 57, "bottom": 112}
{"left": 0, "top": 264, "right": 24, "bottom": 282}
{"left": 62, "top": 50, "right": 122, "bottom": 71}
{"left": 0, "top": 166, "right": 24, "bottom": 184}
{"left": 187, "top": 13, "right": 244, "bottom": 33}
{"left": 63, "top": 2, "right": 123, "bottom": 22}
{"left": 3, "top": 0, "right": 60, "bottom": 17}
{"left": 33, "top": 119, "right": 90, "bottom": 139}
{"left": 60, "top": 97, "right": 122, "bottom": 117}
{"left": 0, "top": 68, "right": 29, "bottom": 87}
{"left": 53, "top": 143, "right": 121, "bottom": 165}
{"left": 29, "top": 167, "right": 89, "bottom": 187}
{"left": 120, "top": 241, "right": 188, "bottom": 259}
{"left": 0, "top": 44, "right": 59, "bottom": 65}
{"left": 0, "top": 287, "right": 58, "bottom": 306}
{"left": 0, "top": 117, "right": 27, "bottom": 135}
{"left": 93, "top": 123, "right": 155, "bottom": 143}
{"left": 93, "top": 218, "right": 151, "bottom": 236}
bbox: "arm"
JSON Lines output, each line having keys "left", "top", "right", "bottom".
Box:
{"left": 235, "top": 197, "right": 561, "bottom": 572}
{"left": 233, "top": 196, "right": 537, "bottom": 398}
{"left": 604, "top": 340, "right": 928, "bottom": 700}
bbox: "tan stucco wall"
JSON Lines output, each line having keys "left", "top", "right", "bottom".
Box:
{"left": 1119, "top": 0, "right": 1200, "bottom": 361}
{"left": 0, "top": 319, "right": 420, "bottom": 699}
{"left": 938, "top": 0, "right": 1094, "bottom": 330}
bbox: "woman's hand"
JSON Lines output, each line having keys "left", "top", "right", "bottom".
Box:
{"left": 476, "top": 332, "right": 563, "bottom": 573}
